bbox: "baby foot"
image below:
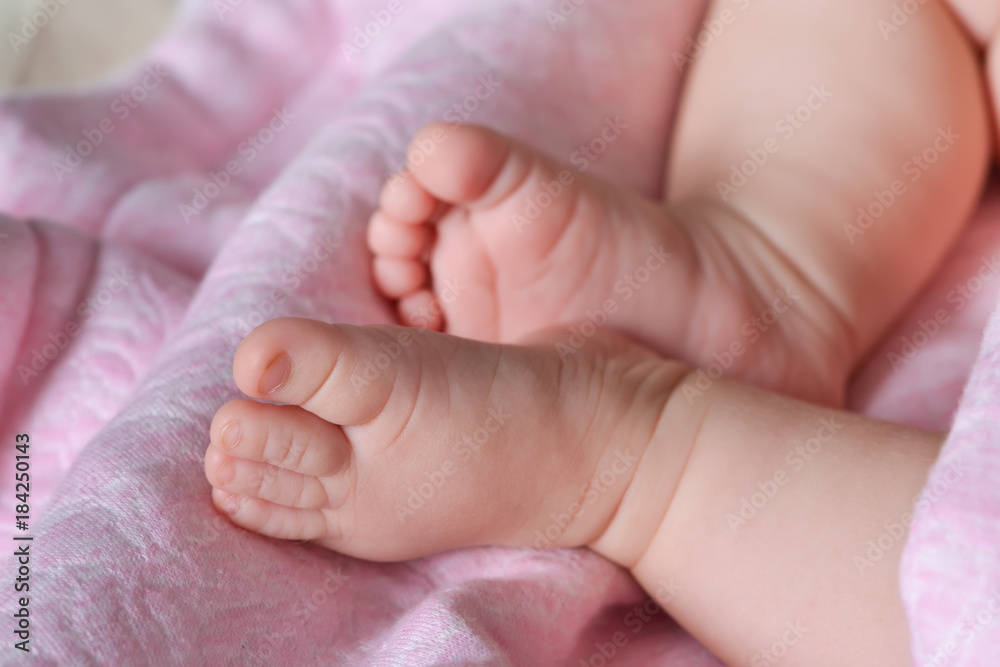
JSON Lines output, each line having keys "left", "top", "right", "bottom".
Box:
{"left": 368, "top": 124, "right": 853, "bottom": 405}
{"left": 368, "top": 124, "right": 697, "bottom": 344}
{"left": 205, "top": 316, "right": 935, "bottom": 665}
{"left": 204, "top": 317, "right": 687, "bottom": 560}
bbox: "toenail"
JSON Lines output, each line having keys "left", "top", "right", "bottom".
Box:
{"left": 217, "top": 460, "right": 235, "bottom": 484}
{"left": 220, "top": 421, "right": 242, "bottom": 450}
{"left": 259, "top": 353, "right": 291, "bottom": 395}
{"left": 221, "top": 492, "right": 241, "bottom": 515}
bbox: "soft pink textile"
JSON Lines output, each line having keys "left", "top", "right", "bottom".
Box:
{"left": 0, "top": 0, "right": 999, "bottom": 664}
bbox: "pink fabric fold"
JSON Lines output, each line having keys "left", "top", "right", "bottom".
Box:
{"left": 1, "top": 0, "right": 998, "bottom": 664}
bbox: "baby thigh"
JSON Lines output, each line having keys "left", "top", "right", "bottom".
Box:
{"left": 944, "top": 0, "right": 1000, "bottom": 44}
{"left": 667, "top": 0, "right": 989, "bottom": 356}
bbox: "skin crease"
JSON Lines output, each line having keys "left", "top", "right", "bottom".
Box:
{"left": 949, "top": 0, "right": 1000, "bottom": 44}
{"left": 368, "top": 2, "right": 990, "bottom": 409}
{"left": 204, "top": 0, "right": 1000, "bottom": 663}
{"left": 207, "top": 319, "right": 943, "bottom": 665}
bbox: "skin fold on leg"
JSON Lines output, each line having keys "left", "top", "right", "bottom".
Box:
{"left": 666, "top": 0, "right": 990, "bottom": 401}
{"left": 206, "top": 319, "right": 939, "bottom": 665}
{"left": 591, "top": 370, "right": 942, "bottom": 666}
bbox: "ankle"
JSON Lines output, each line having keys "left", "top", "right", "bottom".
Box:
{"left": 669, "top": 200, "right": 858, "bottom": 406}
{"left": 584, "top": 359, "right": 699, "bottom": 568}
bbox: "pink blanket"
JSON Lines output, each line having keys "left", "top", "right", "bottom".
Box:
{"left": 1, "top": 0, "right": 999, "bottom": 664}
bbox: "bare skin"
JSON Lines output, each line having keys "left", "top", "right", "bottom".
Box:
{"left": 369, "top": 0, "right": 989, "bottom": 406}
{"left": 205, "top": 319, "right": 941, "bottom": 664}
{"left": 205, "top": 0, "right": 1000, "bottom": 663}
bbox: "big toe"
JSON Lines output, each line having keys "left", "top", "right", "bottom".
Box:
{"left": 383, "top": 123, "right": 516, "bottom": 209}
{"left": 232, "top": 317, "right": 429, "bottom": 427}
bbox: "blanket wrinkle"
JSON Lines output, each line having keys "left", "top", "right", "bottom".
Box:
{"left": 0, "top": 218, "right": 38, "bottom": 422}
{"left": 1, "top": 0, "right": 1000, "bottom": 664}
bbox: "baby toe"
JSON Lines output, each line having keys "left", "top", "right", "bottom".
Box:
{"left": 212, "top": 488, "right": 335, "bottom": 542}
{"left": 378, "top": 166, "right": 440, "bottom": 223}
{"left": 210, "top": 399, "right": 351, "bottom": 478}
{"left": 367, "top": 211, "right": 434, "bottom": 259}
{"left": 206, "top": 450, "right": 330, "bottom": 509}
{"left": 232, "top": 318, "right": 422, "bottom": 427}
{"left": 404, "top": 123, "right": 513, "bottom": 205}
{"left": 398, "top": 289, "right": 444, "bottom": 330}
{"left": 372, "top": 257, "right": 429, "bottom": 298}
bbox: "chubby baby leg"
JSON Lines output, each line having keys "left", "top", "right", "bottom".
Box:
{"left": 600, "top": 374, "right": 941, "bottom": 666}
{"left": 206, "top": 319, "right": 938, "bottom": 664}
{"left": 668, "top": 0, "right": 989, "bottom": 397}
{"left": 369, "top": 0, "right": 989, "bottom": 407}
